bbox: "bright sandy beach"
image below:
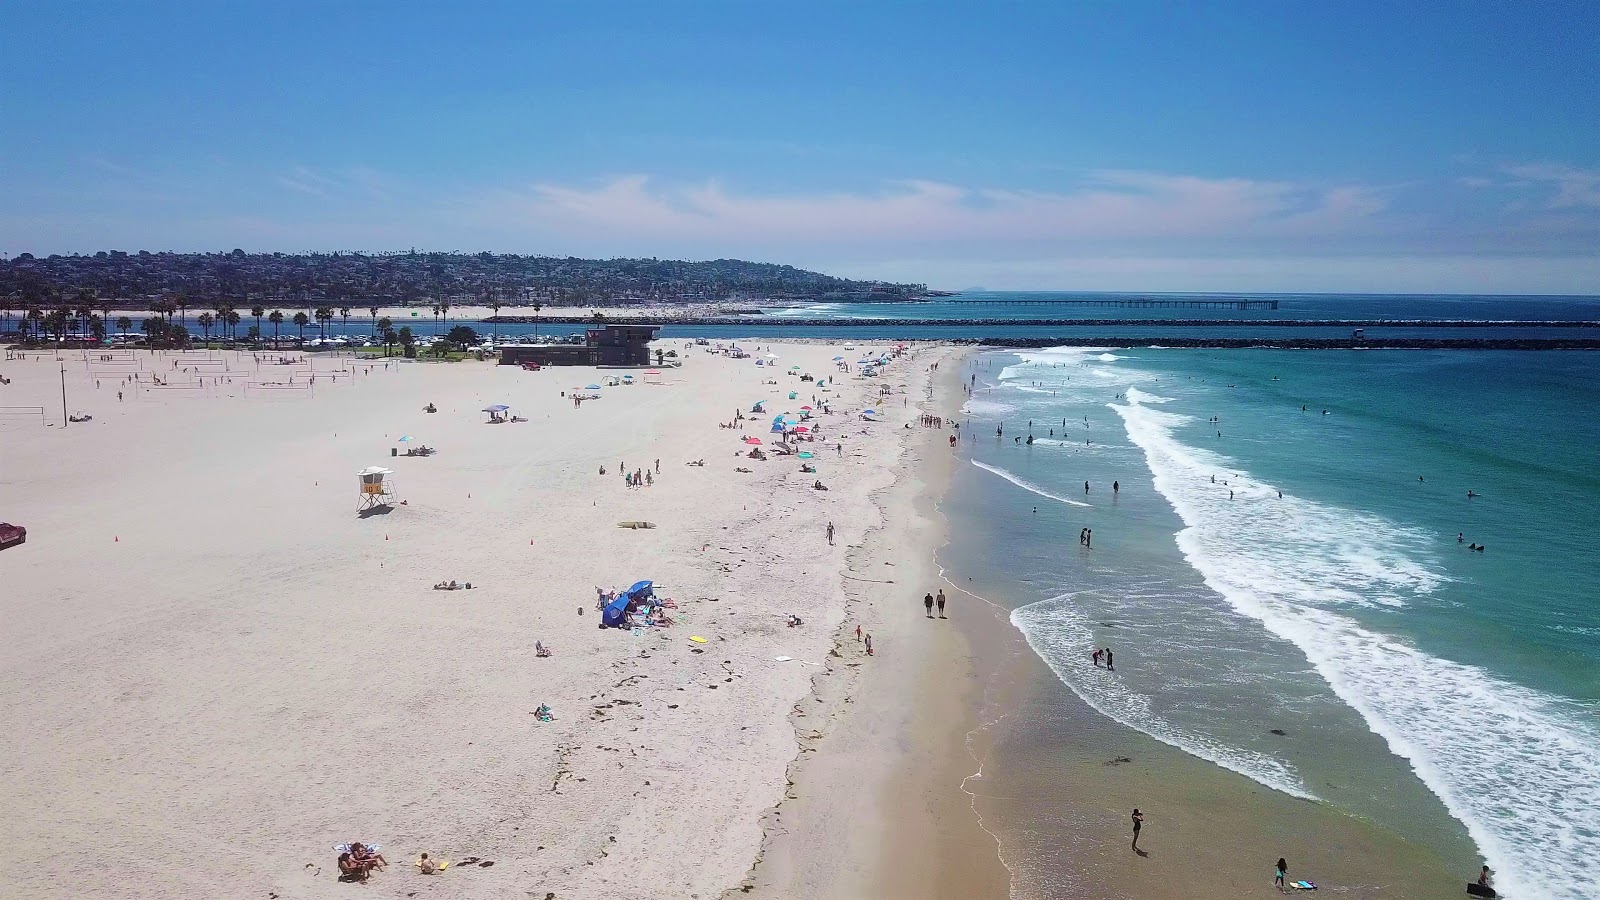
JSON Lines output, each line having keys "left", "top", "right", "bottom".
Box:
{"left": 0, "top": 339, "right": 962, "bottom": 899}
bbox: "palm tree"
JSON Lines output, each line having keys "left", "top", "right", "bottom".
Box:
{"left": 1, "top": 296, "right": 13, "bottom": 333}
{"left": 74, "top": 288, "right": 95, "bottom": 337}
{"left": 339, "top": 306, "right": 351, "bottom": 338}
{"left": 89, "top": 314, "right": 106, "bottom": 343}
{"left": 490, "top": 298, "right": 502, "bottom": 341}
{"left": 293, "top": 311, "right": 310, "bottom": 342}
{"left": 196, "top": 312, "right": 215, "bottom": 343}
{"left": 214, "top": 303, "right": 235, "bottom": 341}
{"left": 115, "top": 316, "right": 132, "bottom": 340}
{"left": 367, "top": 304, "right": 380, "bottom": 337}
{"left": 46, "top": 307, "right": 71, "bottom": 345}
{"left": 225, "top": 309, "right": 241, "bottom": 342}
{"left": 532, "top": 300, "right": 542, "bottom": 338}
{"left": 431, "top": 303, "right": 440, "bottom": 337}
{"left": 380, "top": 326, "right": 397, "bottom": 358}
{"left": 174, "top": 294, "right": 188, "bottom": 327}
{"left": 314, "top": 306, "right": 333, "bottom": 339}
{"left": 252, "top": 305, "right": 265, "bottom": 338}
{"left": 268, "top": 310, "right": 284, "bottom": 348}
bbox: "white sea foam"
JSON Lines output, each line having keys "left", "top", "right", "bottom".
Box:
{"left": 1012, "top": 594, "right": 1313, "bottom": 798}
{"left": 1112, "top": 390, "right": 1600, "bottom": 900}
{"left": 962, "top": 398, "right": 1017, "bottom": 418}
{"left": 971, "top": 460, "right": 1091, "bottom": 507}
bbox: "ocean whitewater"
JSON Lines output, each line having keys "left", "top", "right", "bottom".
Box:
{"left": 952, "top": 345, "right": 1600, "bottom": 900}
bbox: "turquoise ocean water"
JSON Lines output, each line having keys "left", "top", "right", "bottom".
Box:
{"left": 949, "top": 345, "right": 1598, "bottom": 899}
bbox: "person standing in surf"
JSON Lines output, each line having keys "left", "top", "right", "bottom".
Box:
{"left": 1105, "top": 647, "right": 1114, "bottom": 671}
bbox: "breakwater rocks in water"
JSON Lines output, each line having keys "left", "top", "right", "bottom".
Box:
{"left": 482, "top": 315, "right": 1600, "bottom": 328}
{"left": 960, "top": 337, "right": 1600, "bottom": 349}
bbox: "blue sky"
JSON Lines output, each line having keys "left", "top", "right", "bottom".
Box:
{"left": 2, "top": 1, "right": 1598, "bottom": 292}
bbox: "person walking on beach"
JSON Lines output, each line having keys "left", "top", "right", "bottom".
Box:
{"left": 924, "top": 592, "right": 935, "bottom": 618}
{"left": 1275, "top": 858, "right": 1288, "bottom": 891}
{"left": 936, "top": 589, "right": 947, "bottom": 618}
{"left": 827, "top": 522, "right": 835, "bottom": 546}
{"left": 1130, "top": 809, "right": 1144, "bottom": 851}
{"left": 1105, "top": 647, "right": 1114, "bottom": 671}
{"left": 864, "top": 633, "right": 874, "bottom": 655}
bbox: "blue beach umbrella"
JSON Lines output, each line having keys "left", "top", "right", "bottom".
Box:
{"left": 862, "top": 409, "right": 877, "bottom": 415}
{"left": 586, "top": 383, "right": 602, "bottom": 390}
{"left": 398, "top": 435, "right": 413, "bottom": 442}
{"left": 483, "top": 404, "right": 509, "bottom": 412}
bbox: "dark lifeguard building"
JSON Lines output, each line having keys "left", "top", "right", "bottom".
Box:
{"left": 498, "top": 324, "right": 660, "bottom": 367}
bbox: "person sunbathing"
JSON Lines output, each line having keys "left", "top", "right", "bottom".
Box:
{"left": 536, "top": 640, "right": 552, "bottom": 657}
{"left": 433, "top": 580, "right": 459, "bottom": 590}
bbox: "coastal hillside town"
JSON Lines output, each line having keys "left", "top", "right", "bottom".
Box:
{"left": 0, "top": 250, "right": 929, "bottom": 314}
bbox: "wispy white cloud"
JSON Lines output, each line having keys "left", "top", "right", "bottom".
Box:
{"left": 1504, "top": 163, "right": 1600, "bottom": 209}
{"left": 462, "top": 171, "right": 1386, "bottom": 245}
{"left": 275, "top": 165, "right": 392, "bottom": 201}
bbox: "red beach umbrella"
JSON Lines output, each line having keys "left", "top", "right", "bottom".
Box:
{"left": 744, "top": 437, "right": 763, "bottom": 445}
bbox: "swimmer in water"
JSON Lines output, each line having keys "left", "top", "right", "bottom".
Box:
{"left": 1458, "top": 532, "right": 1465, "bottom": 543}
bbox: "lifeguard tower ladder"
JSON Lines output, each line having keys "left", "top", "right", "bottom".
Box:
{"left": 358, "top": 466, "right": 396, "bottom": 512}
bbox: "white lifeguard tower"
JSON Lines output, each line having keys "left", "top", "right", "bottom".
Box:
{"left": 357, "top": 466, "right": 396, "bottom": 512}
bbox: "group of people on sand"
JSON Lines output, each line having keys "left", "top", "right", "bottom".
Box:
{"left": 922, "top": 589, "right": 947, "bottom": 618}
{"left": 336, "top": 842, "right": 387, "bottom": 881}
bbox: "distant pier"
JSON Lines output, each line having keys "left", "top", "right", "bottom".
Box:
{"left": 970, "top": 297, "right": 1279, "bottom": 310}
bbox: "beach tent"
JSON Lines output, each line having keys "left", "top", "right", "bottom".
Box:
{"left": 603, "top": 580, "right": 655, "bottom": 628}
{"left": 770, "top": 422, "right": 786, "bottom": 433}
{"left": 602, "top": 592, "right": 632, "bottom": 628}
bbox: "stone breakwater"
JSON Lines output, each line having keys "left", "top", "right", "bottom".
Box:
{"left": 958, "top": 337, "right": 1600, "bottom": 349}
{"left": 482, "top": 315, "right": 1600, "bottom": 328}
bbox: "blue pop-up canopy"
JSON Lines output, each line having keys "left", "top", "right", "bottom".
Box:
{"left": 603, "top": 580, "right": 655, "bottom": 628}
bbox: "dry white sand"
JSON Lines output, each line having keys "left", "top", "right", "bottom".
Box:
{"left": 0, "top": 340, "right": 947, "bottom": 898}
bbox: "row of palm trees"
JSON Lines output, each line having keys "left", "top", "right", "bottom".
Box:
{"left": 2, "top": 289, "right": 551, "bottom": 348}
